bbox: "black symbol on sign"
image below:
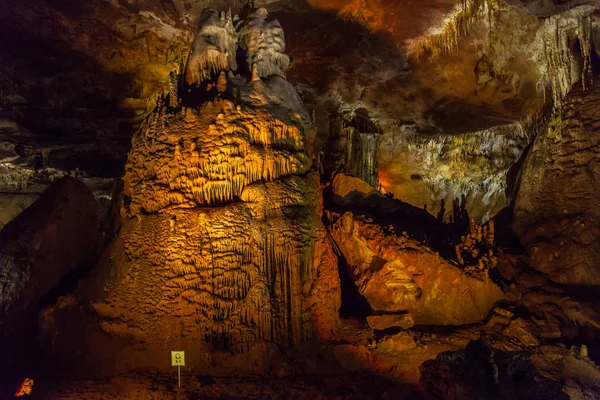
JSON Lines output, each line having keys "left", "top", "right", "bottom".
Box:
{"left": 175, "top": 354, "right": 181, "bottom": 363}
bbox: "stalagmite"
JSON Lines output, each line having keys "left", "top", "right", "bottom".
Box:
{"left": 47, "top": 7, "right": 340, "bottom": 370}
{"left": 185, "top": 8, "right": 238, "bottom": 85}
{"left": 238, "top": 7, "right": 290, "bottom": 79}
{"left": 357, "top": 132, "right": 377, "bottom": 187}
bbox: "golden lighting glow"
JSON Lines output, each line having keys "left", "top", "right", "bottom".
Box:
{"left": 15, "top": 378, "right": 34, "bottom": 397}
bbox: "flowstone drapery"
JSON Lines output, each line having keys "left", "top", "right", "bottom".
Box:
{"left": 40, "top": 7, "right": 340, "bottom": 373}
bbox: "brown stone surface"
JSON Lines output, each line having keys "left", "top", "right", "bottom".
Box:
{"left": 514, "top": 81, "right": 600, "bottom": 284}
{"left": 367, "top": 314, "right": 415, "bottom": 331}
{"left": 329, "top": 212, "right": 505, "bottom": 325}
{"left": 0, "top": 176, "right": 100, "bottom": 374}
{"left": 331, "top": 172, "right": 381, "bottom": 202}
{"left": 1, "top": 1, "right": 600, "bottom": 398}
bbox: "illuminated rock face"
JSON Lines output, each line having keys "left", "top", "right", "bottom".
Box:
{"left": 328, "top": 212, "right": 504, "bottom": 325}
{"left": 76, "top": 7, "right": 340, "bottom": 366}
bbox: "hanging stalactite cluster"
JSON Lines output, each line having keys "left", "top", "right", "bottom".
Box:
{"left": 405, "top": 124, "right": 528, "bottom": 211}
{"left": 323, "top": 113, "right": 379, "bottom": 188}
{"left": 408, "top": 0, "right": 496, "bottom": 60}
{"left": 534, "top": 6, "right": 595, "bottom": 109}
{"left": 123, "top": 101, "right": 310, "bottom": 213}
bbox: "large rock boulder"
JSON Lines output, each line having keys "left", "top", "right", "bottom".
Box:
{"left": 514, "top": 81, "right": 600, "bottom": 285}
{"left": 329, "top": 212, "right": 505, "bottom": 325}
{"left": 0, "top": 176, "right": 100, "bottom": 374}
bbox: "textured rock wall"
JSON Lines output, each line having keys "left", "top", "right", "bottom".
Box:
{"left": 514, "top": 80, "right": 600, "bottom": 285}
{"left": 239, "top": 8, "right": 290, "bottom": 79}
{"left": 377, "top": 123, "right": 530, "bottom": 222}
{"left": 185, "top": 8, "right": 237, "bottom": 85}
{"left": 41, "top": 8, "right": 340, "bottom": 373}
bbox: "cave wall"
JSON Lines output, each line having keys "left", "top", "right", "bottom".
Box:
{"left": 514, "top": 80, "right": 600, "bottom": 285}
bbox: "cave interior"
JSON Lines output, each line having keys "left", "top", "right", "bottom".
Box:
{"left": 1, "top": 0, "right": 600, "bottom": 398}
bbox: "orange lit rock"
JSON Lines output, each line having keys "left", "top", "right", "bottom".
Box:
{"left": 41, "top": 9, "right": 340, "bottom": 373}
{"left": 329, "top": 212, "right": 505, "bottom": 325}
{"left": 367, "top": 313, "right": 414, "bottom": 331}
{"left": 332, "top": 172, "right": 380, "bottom": 200}
{"left": 15, "top": 378, "right": 33, "bottom": 397}
{"left": 377, "top": 332, "right": 418, "bottom": 354}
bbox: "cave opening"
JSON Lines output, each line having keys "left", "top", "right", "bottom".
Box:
{"left": 335, "top": 247, "right": 372, "bottom": 320}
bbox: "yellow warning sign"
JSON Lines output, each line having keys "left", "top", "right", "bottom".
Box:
{"left": 171, "top": 351, "right": 185, "bottom": 366}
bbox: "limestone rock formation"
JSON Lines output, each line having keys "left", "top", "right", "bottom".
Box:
{"left": 455, "top": 217, "right": 498, "bottom": 277}
{"left": 185, "top": 8, "right": 238, "bottom": 85}
{"left": 514, "top": 80, "right": 600, "bottom": 284}
{"left": 366, "top": 313, "right": 415, "bottom": 331}
{"left": 0, "top": 176, "right": 100, "bottom": 374}
{"left": 239, "top": 8, "right": 290, "bottom": 79}
{"left": 40, "top": 8, "right": 340, "bottom": 374}
{"left": 328, "top": 212, "right": 505, "bottom": 325}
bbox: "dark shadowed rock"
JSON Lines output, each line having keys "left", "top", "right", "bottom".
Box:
{"left": 420, "top": 340, "right": 569, "bottom": 400}
{"left": 0, "top": 176, "right": 100, "bottom": 374}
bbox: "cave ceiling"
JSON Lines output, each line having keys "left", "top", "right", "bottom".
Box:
{"left": 0, "top": 0, "right": 598, "bottom": 225}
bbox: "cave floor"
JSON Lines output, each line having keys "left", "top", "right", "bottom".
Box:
{"left": 12, "top": 372, "right": 423, "bottom": 400}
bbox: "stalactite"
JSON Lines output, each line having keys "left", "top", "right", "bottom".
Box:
{"left": 408, "top": 0, "right": 494, "bottom": 60}
{"left": 325, "top": 112, "right": 380, "bottom": 187}
{"left": 534, "top": 6, "right": 595, "bottom": 109}
{"left": 356, "top": 132, "right": 378, "bottom": 187}
{"left": 398, "top": 123, "right": 528, "bottom": 220}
